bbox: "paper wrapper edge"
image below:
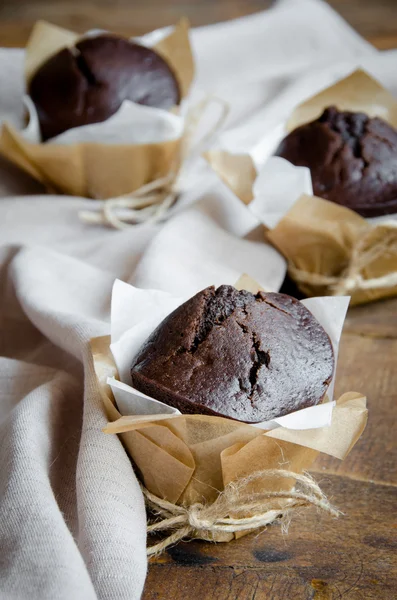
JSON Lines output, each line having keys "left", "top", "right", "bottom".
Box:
{"left": 153, "top": 18, "right": 194, "bottom": 99}
{"left": 267, "top": 194, "right": 397, "bottom": 306}
{"left": 0, "top": 123, "right": 182, "bottom": 198}
{"left": 204, "top": 150, "right": 256, "bottom": 206}
{"left": 206, "top": 160, "right": 397, "bottom": 306}
{"left": 282, "top": 69, "right": 397, "bottom": 306}
{"left": 287, "top": 69, "right": 397, "bottom": 131}
{"left": 25, "top": 19, "right": 194, "bottom": 97}
{"left": 90, "top": 332, "right": 367, "bottom": 542}
{"left": 281, "top": 70, "right": 397, "bottom": 304}
{"left": 25, "top": 20, "right": 78, "bottom": 84}
{"left": 1, "top": 19, "right": 193, "bottom": 199}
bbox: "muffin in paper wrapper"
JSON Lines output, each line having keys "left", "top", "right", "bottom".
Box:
{"left": 0, "top": 19, "right": 194, "bottom": 199}
{"left": 90, "top": 277, "right": 367, "bottom": 545}
{"left": 206, "top": 70, "right": 397, "bottom": 306}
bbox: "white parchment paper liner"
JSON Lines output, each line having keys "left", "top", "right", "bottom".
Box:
{"left": 21, "top": 20, "right": 190, "bottom": 146}
{"left": 109, "top": 279, "right": 349, "bottom": 431}
{"left": 0, "top": 19, "right": 194, "bottom": 199}
{"left": 206, "top": 69, "right": 397, "bottom": 306}
{"left": 23, "top": 96, "right": 184, "bottom": 146}
{"left": 91, "top": 276, "right": 366, "bottom": 512}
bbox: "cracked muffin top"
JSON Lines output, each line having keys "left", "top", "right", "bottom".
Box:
{"left": 274, "top": 106, "right": 397, "bottom": 218}
{"left": 29, "top": 34, "right": 180, "bottom": 141}
{"left": 130, "top": 285, "right": 334, "bottom": 423}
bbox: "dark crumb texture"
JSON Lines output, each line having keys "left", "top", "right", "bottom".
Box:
{"left": 29, "top": 35, "right": 181, "bottom": 140}
{"left": 275, "top": 106, "right": 397, "bottom": 217}
{"left": 131, "top": 285, "right": 334, "bottom": 423}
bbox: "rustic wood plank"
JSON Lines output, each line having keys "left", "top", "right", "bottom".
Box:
{"left": 312, "top": 329, "right": 397, "bottom": 486}
{"left": 311, "top": 298, "right": 397, "bottom": 484}
{"left": 268, "top": 292, "right": 397, "bottom": 485}
{"left": 1, "top": 1, "right": 396, "bottom": 598}
{"left": 0, "top": 1, "right": 270, "bottom": 46}
{"left": 143, "top": 296, "right": 397, "bottom": 596}
{"left": 145, "top": 568, "right": 310, "bottom": 599}
{"left": 330, "top": 0, "right": 397, "bottom": 40}
{"left": 345, "top": 297, "right": 397, "bottom": 339}
{"left": 0, "top": 0, "right": 397, "bottom": 50}
{"left": 370, "top": 35, "right": 397, "bottom": 50}
{"left": 145, "top": 474, "right": 397, "bottom": 599}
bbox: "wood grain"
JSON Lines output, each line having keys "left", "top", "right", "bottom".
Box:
{"left": 1, "top": 0, "right": 397, "bottom": 50}
{"left": 313, "top": 331, "right": 397, "bottom": 485}
{"left": 142, "top": 298, "right": 397, "bottom": 598}
{"left": 2, "top": 1, "right": 396, "bottom": 598}
{"left": 144, "top": 474, "right": 397, "bottom": 599}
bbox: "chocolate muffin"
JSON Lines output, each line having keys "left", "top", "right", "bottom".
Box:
{"left": 29, "top": 34, "right": 181, "bottom": 140}
{"left": 131, "top": 285, "right": 334, "bottom": 423}
{"left": 275, "top": 106, "right": 397, "bottom": 217}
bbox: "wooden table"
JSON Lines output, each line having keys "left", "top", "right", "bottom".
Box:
{"left": 2, "top": 1, "right": 396, "bottom": 598}
{"left": 144, "top": 298, "right": 397, "bottom": 599}
{"left": 1, "top": 0, "right": 397, "bottom": 50}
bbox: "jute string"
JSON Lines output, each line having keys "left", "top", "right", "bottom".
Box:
{"left": 288, "top": 220, "right": 397, "bottom": 296}
{"left": 79, "top": 96, "right": 229, "bottom": 229}
{"left": 143, "top": 469, "right": 339, "bottom": 557}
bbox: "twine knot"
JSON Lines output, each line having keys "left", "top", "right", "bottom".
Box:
{"left": 143, "top": 469, "right": 340, "bottom": 557}
{"left": 341, "top": 273, "right": 363, "bottom": 293}
{"left": 187, "top": 504, "right": 215, "bottom": 531}
{"left": 289, "top": 220, "right": 397, "bottom": 296}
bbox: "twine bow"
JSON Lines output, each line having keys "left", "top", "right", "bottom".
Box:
{"left": 288, "top": 220, "right": 397, "bottom": 296}
{"left": 144, "top": 469, "right": 339, "bottom": 557}
{"left": 79, "top": 96, "right": 229, "bottom": 229}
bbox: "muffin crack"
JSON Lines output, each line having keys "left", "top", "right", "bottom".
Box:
{"left": 276, "top": 105, "right": 397, "bottom": 217}
{"left": 322, "top": 106, "right": 371, "bottom": 171}
{"left": 261, "top": 298, "right": 292, "bottom": 317}
{"left": 74, "top": 51, "right": 98, "bottom": 87}
{"left": 131, "top": 285, "right": 335, "bottom": 423}
{"left": 236, "top": 321, "right": 249, "bottom": 334}
{"left": 248, "top": 333, "right": 270, "bottom": 403}
{"left": 368, "top": 129, "right": 396, "bottom": 154}
{"left": 189, "top": 286, "right": 254, "bottom": 354}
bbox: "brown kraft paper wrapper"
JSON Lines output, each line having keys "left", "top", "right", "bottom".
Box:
{"left": 90, "top": 312, "right": 367, "bottom": 541}
{"left": 0, "top": 19, "right": 194, "bottom": 199}
{"left": 206, "top": 70, "right": 397, "bottom": 306}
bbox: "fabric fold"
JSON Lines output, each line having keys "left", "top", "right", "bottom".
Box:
{"left": 0, "top": 1, "right": 387, "bottom": 598}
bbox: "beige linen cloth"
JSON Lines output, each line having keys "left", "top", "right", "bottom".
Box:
{"left": 0, "top": 1, "right": 384, "bottom": 598}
